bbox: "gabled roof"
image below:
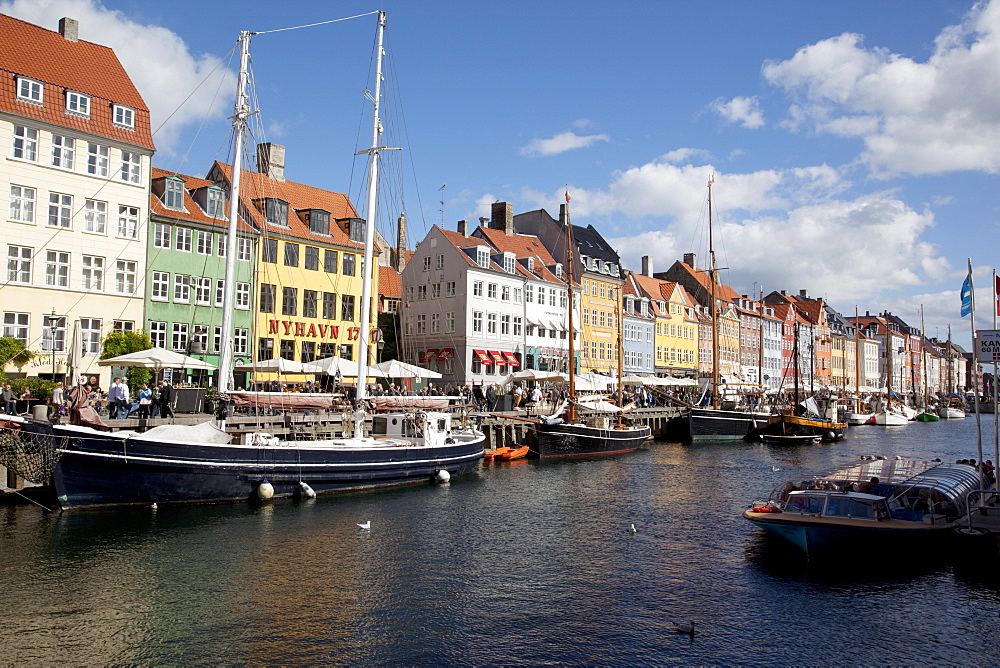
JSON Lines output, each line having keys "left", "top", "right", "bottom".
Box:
{"left": 211, "top": 162, "right": 361, "bottom": 249}
{"left": 149, "top": 167, "right": 256, "bottom": 234}
{"left": 669, "top": 260, "right": 742, "bottom": 303}
{"left": 0, "top": 14, "right": 154, "bottom": 150}
{"left": 572, "top": 224, "right": 621, "bottom": 265}
{"left": 473, "top": 227, "right": 568, "bottom": 284}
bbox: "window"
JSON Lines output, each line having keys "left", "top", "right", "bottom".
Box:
{"left": 324, "top": 249, "right": 338, "bottom": 273}
{"left": 341, "top": 295, "right": 355, "bottom": 321}
{"left": 308, "top": 209, "right": 330, "bottom": 235}
{"left": 12, "top": 126, "right": 38, "bottom": 161}
{"left": 259, "top": 284, "right": 276, "bottom": 313}
{"left": 473, "top": 311, "right": 483, "bottom": 333}
{"left": 151, "top": 271, "right": 169, "bottom": 300}
{"left": 446, "top": 312, "right": 455, "bottom": 332}
{"left": 525, "top": 285, "right": 534, "bottom": 303}
{"left": 513, "top": 316, "right": 523, "bottom": 337}
{"left": 9, "top": 185, "right": 35, "bottom": 223}
{"left": 423, "top": 256, "right": 431, "bottom": 271}
{"left": 303, "top": 290, "right": 318, "bottom": 318}
{"left": 431, "top": 283, "right": 440, "bottom": 299}
{"left": 195, "top": 277, "right": 212, "bottom": 305}
{"left": 537, "top": 286, "right": 546, "bottom": 306}
{"left": 446, "top": 281, "right": 456, "bottom": 297}
{"left": 164, "top": 178, "right": 184, "bottom": 210}
{"left": 234, "top": 328, "right": 249, "bottom": 355}
{"left": 45, "top": 250, "right": 69, "bottom": 287}
{"left": 236, "top": 283, "right": 250, "bottom": 310}
{"left": 238, "top": 237, "right": 252, "bottom": 261}
{"left": 120, "top": 151, "right": 141, "bottom": 184}
{"left": 112, "top": 103, "right": 135, "bottom": 128}
{"left": 305, "top": 246, "right": 319, "bottom": 270}
{"left": 348, "top": 218, "right": 365, "bottom": 243}
{"left": 473, "top": 281, "right": 484, "bottom": 297}
{"left": 82, "top": 143, "right": 111, "bottom": 179}
{"left": 416, "top": 314, "right": 426, "bottom": 334}
{"left": 488, "top": 284, "right": 497, "bottom": 299}
{"left": 194, "top": 230, "right": 211, "bottom": 255}
{"left": 487, "top": 313, "right": 497, "bottom": 334}
{"left": 436, "top": 254, "right": 445, "bottom": 269}
{"left": 212, "top": 327, "right": 221, "bottom": 354}
{"left": 117, "top": 206, "right": 139, "bottom": 238}
{"left": 7, "top": 245, "right": 31, "bottom": 284}
{"left": 258, "top": 338, "right": 274, "bottom": 361}
{"left": 501, "top": 314, "right": 511, "bottom": 336}
{"left": 153, "top": 223, "right": 170, "bottom": 247}
{"left": 431, "top": 313, "right": 440, "bottom": 333}
{"left": 84, "top": 199, "right": 107, "bottom": 233}
{"left": 171, "top": 323, "right": 188, "bottom": 352}
{"left": 503, "top": 254, "right": 515, "bottom": 273}
{"left": 263, "top": 198, "right": 288, "bottom": 226}
{"left": 114, "top": 260, "right": 137, "bottom": 295}
{"left": 501, "top": 286, "right": 510, "bottom": 301}
{"left": 3, "top": 312, "right": 29, "bottom": 345}
{"left": 51, "top": 135, "right": 75, "bottom": 169}
{"left": 280, "top": 339, "right": 295, "bottom": 360}
{"left": 417, "top": 285, "right": 427, "bottom": 300}
{"left": 172, "top": 274, "right": 190, "bottom": 302}
{"left": 81, "top": 318, "right": 102, "bottom": 354}
{"left": 176, "top": 227, "right": 192, "bottom": 252}
{"left": 476, "top": 248, "right": 490, "bottom": 268}
{"left": 206, "top": 187, "right": 226, "bottom": 218}
{"left": 323, "top": 292, "right": 337, "bottom": 319}
{"left": 144, "top": 321, "right": 166, "bottom": 348}
{"left": 262, "top": 238, "right": 277, "bottom": 263}
{"left": 48, "top": 193, "right": 73, "bottom": 228}
{"left": 342, "top": 253, "right": 355, "bottom": 276}
{"left": 284, "top": 242, "right": 299, "bottom": 267}
{"left": 215, "top": 279, "right": 225, "bottom": 306}
{"left": 16, "top": 77, "right": 42, "bottom": 104}
{"left": 339, "top": 344, "right": 353, "bottom": 361}
{"left": 282, "top": 287, "right": 297, "bottom": 316}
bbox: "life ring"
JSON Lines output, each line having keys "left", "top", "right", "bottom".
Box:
{"left": 752, "top": 503, "right": 782, "bottom": 513}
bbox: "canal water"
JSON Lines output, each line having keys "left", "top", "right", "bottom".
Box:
{"left": 3, "top": 417, "right": 1000, "bottom": 664}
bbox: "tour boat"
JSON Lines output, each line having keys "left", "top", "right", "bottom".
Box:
{"left": 743, "top": 458, "right": 983, "bottom": 558}
{"left": 18, "top": 13, "right": 486, "bottom": 510}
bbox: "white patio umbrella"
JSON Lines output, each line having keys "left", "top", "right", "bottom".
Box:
{"left": 369, "top": 359, "right": 442, "bottom": 379}
{"left": 98, "top": 346, "right": 216, "bottom": 371}
{"left": 235, "top": 357, "right": 324, "bottom": 374}
{"left": 311, "top": 356, "right": 367, "bottom": 378}
{"left": 574, "top": 372, "right": 616, "bottom": 392}
{"left": 502, "top": 369, "right": 566, "bottom": 385}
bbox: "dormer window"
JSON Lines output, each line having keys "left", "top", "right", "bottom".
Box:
{"left": 307, "top": 209, "right": 331, "bottom": 235}
{"left": 113, "top": 104, "right": 135, "bottom": 129}
{"left": 261, "top": 198, "right": 289, "bottom": 227}
{"left": 66, "top": 91, "right": 90, "bottom": 117}
{"left": 554, "top": 263, "right": 563, "bottom": 278}
{"left": 476, "top": 247, "right": 490, "bottom": 268}
{"left": 206, "top": 187, "right": 226, "bottom": 218}
{"left": 526, "top": 256, "right": 535, "bottom": 272}
{"left": 17, "top": 77, "right": 42, "bottom": 104}
{"left": 347, "top": 218, "right": 365, "bottom": 243}
{"left": 503, "top": 252, "right": 515, "bottom": 274}
{"left": 163, "top": 177, "right": 184, "bottom": 210}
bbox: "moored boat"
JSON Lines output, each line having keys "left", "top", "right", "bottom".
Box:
{"left": 743, "top": 458, "right": 983, "bottom": 558}
{"left": 499, "top": 445, "right": 529, "bottom": 460}
{"left": 915, "top": 411, "right": 940, "bottom": 422}
{"left": 759, "top": 434, "right": 820, "bottom": 446}
{"left": 484, "top": 446, "right": 512, "bottom": 461}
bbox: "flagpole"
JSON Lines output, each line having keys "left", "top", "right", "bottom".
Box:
{"left": 966, "top": 258, "right": 984, "bottom": 480}
{"left": 993, "top": 268, "right": 998, "bottom": 491}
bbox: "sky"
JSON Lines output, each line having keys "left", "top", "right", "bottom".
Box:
{"left": 4, "top": 0, "right": 999, "bottom": 350}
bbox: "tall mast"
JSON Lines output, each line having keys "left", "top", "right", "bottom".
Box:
{"left": 793, "top": 322, "right": 800, "bottom": 406}
{"left": 920, "top": 304, "right": 927, "bottom": 409}
{"left": 564, "top": 190, "right": 577, "bottom": 423}
{"left": 708, "top": 175, "right": 719, "bottom": 410}
{"left": 354, "top": 11, "right": 392, "bottom": 436}
{"left": 854, "top": 306, "right": 862, "bottom": 398}
{"left": 885, "top": 318, "right": 893, "bottom": 405}
{"left": 617, "top": 286, "right": 624, "bottom": 414}
{"left": 217, "top": 31, "right": 252, "bottom": 398}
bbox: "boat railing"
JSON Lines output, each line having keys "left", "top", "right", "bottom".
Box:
{"left": 962, "top": 488, "right": 998, "bottom": 532}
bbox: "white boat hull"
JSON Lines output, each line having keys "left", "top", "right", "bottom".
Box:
{"left": 873, "top": 411, "right": 909, "bottom": 426}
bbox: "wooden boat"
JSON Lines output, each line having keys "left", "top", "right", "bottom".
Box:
{"left": 915, "top": 411, "right": 940, "bottom": 422}
{"left": 499, "top": 445, "right": 529, "bottom": 460}
{"left": 743, "top": 458, "right": 983, "bottom": 558}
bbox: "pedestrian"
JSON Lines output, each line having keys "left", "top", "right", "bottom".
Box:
{"left": 158, "top": 379, "right": 175, "bottom": 418}
{"left": 2, "top": 384, "right": 15, "bottom": 414}
{"left": 108, "top": 377, "right": 127, "bottom": 419}
{"left": 137, "top": 383, "right": 153, "bottom": 418}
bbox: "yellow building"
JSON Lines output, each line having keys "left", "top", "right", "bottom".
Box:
{"left": 210, "top": 146, "right": 379, "bottom": 382}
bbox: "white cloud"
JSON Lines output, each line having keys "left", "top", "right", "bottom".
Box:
{"left": 709, "top": 96, "right": 765, "bottom": 129}
{"left": 762, "top": 0, "right": 1000, "bottom": 176}
{"left": 519, "top": 131, "right": 610, "bottom": 157}
{"left": 1, "top": 0, "right": 235, "bottom": 159}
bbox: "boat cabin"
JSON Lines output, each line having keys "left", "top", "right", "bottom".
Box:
{"left": 371, "top": 411, "right": 452, "bottom": 444}
{"left": 784, "top": 491, "right": 889, "bottom": 521}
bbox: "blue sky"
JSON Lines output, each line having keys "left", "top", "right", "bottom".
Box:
{"left": 5, "top": 0, "right": 999, "bottom": 349}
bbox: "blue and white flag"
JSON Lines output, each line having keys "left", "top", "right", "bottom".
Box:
{"left": 961, "top": 272, "right": 973, "bottom": 317}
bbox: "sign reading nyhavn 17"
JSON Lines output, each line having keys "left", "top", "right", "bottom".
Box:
{"left": 267, "top": 320, "right": 379, "bottom": 342}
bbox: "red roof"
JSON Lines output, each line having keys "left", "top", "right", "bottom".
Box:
{"left": 378, "top": 265, "right": 402, "bottom": 299}
{"left": 0, "top": 14, "right": 153, "bottom": 150}
{"left": 149, "top": 167, "right": 256, "bottom": 234}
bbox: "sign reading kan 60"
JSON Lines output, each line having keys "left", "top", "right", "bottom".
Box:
{"left": 977, "top": 329, "right": 1000, "bottom": 362}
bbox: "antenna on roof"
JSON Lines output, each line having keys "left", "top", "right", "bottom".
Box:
{"left": 438, "top": 184, "right": 445, "bottom": 226}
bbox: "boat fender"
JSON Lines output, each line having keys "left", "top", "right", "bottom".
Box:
{"left": 433, "top": 469, "right": 451, "bottom": 483}
{"left": 827, "top": 431, "right": 835, "bottom": 440}
{"left": 257, "top": 479, "right": 275, "bottom": 501}
{"left": 298, "top": 481, "right": 316, "bottom": 499}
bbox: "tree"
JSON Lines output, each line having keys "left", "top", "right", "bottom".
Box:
{"left": 0, "top": 336, "right": 35, "bottom": 374}
{"left": 101, "top": 330, "right": 154, "bottom": 389}
{"left": 377, "top": 313, "right": 399, "bottom": 362}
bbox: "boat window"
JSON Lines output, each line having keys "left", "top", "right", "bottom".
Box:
{"left": 438, "top": 418, "right": 447, "bottom": 431}
{"left": 786, "top": 496, "right": 807, "bottom": 513}
{"left": 372, "top": 417, "right": 388, "bottom": 435}
{"left": 806, "top": 496, "right": 825, "bottom": 514}
{"left": 824, "top": 496, "right": 876, "bottom": 520}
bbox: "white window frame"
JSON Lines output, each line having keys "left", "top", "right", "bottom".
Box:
{"left": 16, "top": 77, "right": 42, "bottom": 104}
{"left": 9, "top": 185, "right": 35, "bottom": 223}
{"left": 51, "top": 134, "right": 75, "bottom": 170}
{"left": 153, "top": 223, "right": 171, "bottom": 248}
{"left": 173, "top": 274, "right": 191, "bottom": 303}
{"left": 234, "top": 328, "right": 249, "bottom": 355}
{"left": 115, "top": 260, "right": 137, "bottom": 295}
{"left": 149, "top": 321, "right": 167, "bottom": 348}
{"left": 3, "top": 312, "right": 29, "bottom": 345}
{"left": 81, "top": 255, "right": 104, "bottom": 291}
{"left": 236, "top": 282, "right": 251, "bottom": 310}
{"left": 117, "top": 206, "right": 139, "bottom": 239}
{"left": 151, "top": 271, "right": 169, "bottom": 301}
{"left": 215, "top": 279, "right": 225, "bottom": 307}
{"left": 45, "top": 250, "right": 70, "bottom": 287}
{"left": 48, "top": 193, "right": 73, "bottom": 229}
{"left": 80, "top": 318, "right": 102, "bottom": 354}
{"left": 171, "top": 323, "right": 188, "bottom": 352}
{"left": 196, "top": 230, "right": 212, "bottom": 255}
{"left": 12, "top": 126, "right": 38, "bottom": 161}
{"left": 113, "top": 104, "right": 135, "bottom": 129}
{"left": 195, "top": 277, "right": 212, "bottom": 305}
{"left": 121, "top": 151, "right": 141, "bottom": 184}
{"left": 176, "top": 227, "right": 192, "bottom": 252}
{"left": 7, "top": 245, "right": 32, "bottom": 284}
{"left": 84, "top": 199, "right": 107, "bottom": 234}
{"left": 238, "top": 237, "right": 251, "bottom": 261}
{"left": 66, "top": 91, "right": 90, "bottom": 117}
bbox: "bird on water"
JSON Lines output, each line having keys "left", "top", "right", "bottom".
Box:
{"left": 357, "top": 520, "right": 371, "bottom": 530}
{"left": 630, "top": 523, "right": 637, "bottom": 533}
{"left": 671, "top": 620, "right": 695, "bottom": 636}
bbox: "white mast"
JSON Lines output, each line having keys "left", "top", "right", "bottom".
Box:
{"left": 217, "top": 31, "right": 253, "bottom": 399}
{"left": 353, "top": 11, "right": 395, "bottom": 437}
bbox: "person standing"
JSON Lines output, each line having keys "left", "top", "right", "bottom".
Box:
{"left": 136, "top": 383, "right": 153, "bottom": 418}
{"left": 158, "top": 380, "right": 175, "bottom": 418}
{"left": 1, "top": 384, "right": 15, "bottom": 414}
{"left": 108, "top": 377, "right": 123, "bottom": 419}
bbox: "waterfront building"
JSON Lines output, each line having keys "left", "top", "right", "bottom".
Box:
{"left": 627, "top": 260, "right": 699, "bottom": 380}
{"left": 145, "top": 168, "right": 257, "bottom": 384}
{"left": 825, "top": 306, "right": 858, "bottom": 393}
{"left": 209, "top": 145, "right": 379, "bottom": 374}
{"left": 400, "top": 209, "right": 575, "bottom": 386}
{"left": 760, "top": 303, "right": 783, "bottom": 393}
{"left": 621, "top": 278, "right": 655, "bottom": 376}
{"left": 763, "top": 290, "right": 831, "bottom": 392}
{"left": 0, "top": 14, "right": 154, "bottom": 387}
{"left": 732, "top": 294, "right": 765, "bottom": 388}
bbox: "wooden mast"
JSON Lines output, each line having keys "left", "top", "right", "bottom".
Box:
{"left": 708, "top": 175, "right": 720, "bottom": 410}
{"left": 564, "top": 189, "right": 577, "bottom": 424}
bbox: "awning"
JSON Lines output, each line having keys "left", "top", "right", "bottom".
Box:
{"left": 503, "top": 351, "right": 520, "bottom": 367}
{"left": 419, "top": 349, "right": 438, "bottom": 363}
{"left": 490, "top": 350, "right": 506, "bottom": 366}
{"left": 437, "top": 348, "right": 454, "bottom": 361}
{"left": 474, "top": 349, "right": 492, "bottom": 364}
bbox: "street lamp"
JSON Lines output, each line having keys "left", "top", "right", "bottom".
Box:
{"left": 376, "top": 328, "right": 385, "bottom": 363}
{"left": 43, "top": 309, "right": 59, "bottom": 380}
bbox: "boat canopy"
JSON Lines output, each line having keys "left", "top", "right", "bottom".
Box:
{"left": 810, "top": 459, "right": 981, "bottom": 502}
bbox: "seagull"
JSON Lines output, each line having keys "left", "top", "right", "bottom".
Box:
{"left": 630, "top": 523, "right": 637, "bottom": 533}
{"left": 357, "top": 520, "right": 371, "bottom": 530}
{"left": 671, "top": 620, "right": 695, "bottom": 636}
{"left": 771, "top": 465, "right": 781, "bottom": 472}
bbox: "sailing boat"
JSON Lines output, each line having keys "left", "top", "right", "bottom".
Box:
{"left": 14, "top": 13, "right": 486, "bottom": 509}
{"left": 873, "top": 317, "right": 909, "bottom": 425}
{"left": 687, "top": 176, "right": 770, "bottom": 440}
{"left": 915, "top": 306, "right": 940, "bottom": 422}
{"left": 939, "top": 326, "right": 966, "bottom": 419}
{"left": 528, "top": 195, "right": 651, "bottom": 459}
{"left": 845, "top": 307, "right": 875, "bottom": 425}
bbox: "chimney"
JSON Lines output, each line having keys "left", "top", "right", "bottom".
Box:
{"left": 559, "top": 203, "right": 570, "bottom": 227}
{"left": 780, "top": 290, "right": 787, "bottom": 296}
{"left": 395, "top": 214, "right": 407, "bottom": 272}
{"left": 257, "top": 143, "right": 286, "bottom": 182}
{"left": 457, "top": 219, "right": 468, "bottom": 236}
{"left": 491, "top": 201, "right": 514, "bottom": 235}
{"left": 799, "top": 289, "right": 809, "bottom": 298}
{"left": 683, "top": 253, "right": 697, "bottom": 269}
{"left": 641, "top": 255, "right": 653, "bottom": 277}
{"left": 59, "top": 17, "right": 78, "bottom": 42}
